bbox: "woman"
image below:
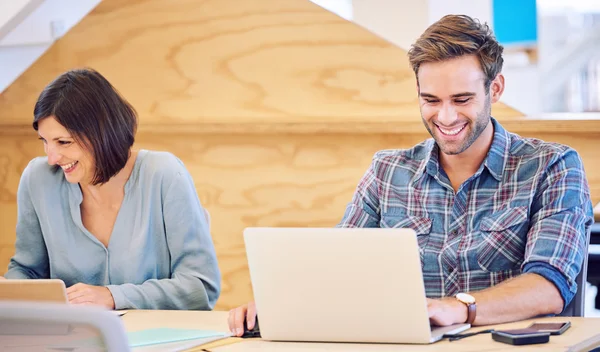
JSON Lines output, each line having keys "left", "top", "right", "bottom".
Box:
{"left": 3, "top": 68, "right": 221, "bottom": 310}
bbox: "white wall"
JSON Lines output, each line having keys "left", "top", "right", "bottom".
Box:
{"left": 352, "top": 0, "right": 492, "bottom": 51}
{"left": 353, "top": 0, "right": 429, "bottom": 50}
{"left": 310, "top": 0, "right": 353, "bottom": 21}
{"left": 0, "top": 0, "right": 43, "bottom": 39}
{"left": 0, "top": 0, "right": 101, "bottom": 93}
{"left": 427, "top": 0, "right": 493, "bottom": 34}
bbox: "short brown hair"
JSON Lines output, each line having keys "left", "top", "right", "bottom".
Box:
{"left": 33, "top": 68, "right": 137, "bottom": 185}
{"left": 407, "top": 14, "right": 504, "bottom": 90}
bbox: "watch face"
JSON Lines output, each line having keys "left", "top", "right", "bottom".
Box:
{"left": 456, "top": 293, "right": 476, "bottom": 304}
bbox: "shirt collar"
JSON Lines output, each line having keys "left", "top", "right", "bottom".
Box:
{"left": 416, "top": 117, "right": 510, "bottom": 183}
{"left": 484, "top": 117, "right": 511, "bottom": 181}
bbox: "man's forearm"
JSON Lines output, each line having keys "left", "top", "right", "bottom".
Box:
{"left": 470, "top": 273, "right": 563, "bottom": 325}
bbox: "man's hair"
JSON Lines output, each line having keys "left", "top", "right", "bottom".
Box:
{"left": 407, "top": 14, "right": 504, "bottom": 91}
{"left": 33, "top": 68, "right": 137, "bottom": 185}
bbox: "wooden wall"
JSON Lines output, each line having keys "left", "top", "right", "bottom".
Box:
{"left": 2, "top": 0, "right": 598, "bottom": 311}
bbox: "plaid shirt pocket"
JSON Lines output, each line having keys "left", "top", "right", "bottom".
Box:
{"left": 476, "top": 206, "right": 529, "bottom": 272}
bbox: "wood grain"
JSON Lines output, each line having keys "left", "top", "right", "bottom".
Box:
{"left": 0, "top": 0, "right": 521, "bottom": 127}
{"left": 2, "top": 131, "right": 600, "bottom": 310}
{"left": 1, "top": 0, "right": 596, "bottom": 311}
{"left": 0, "top": 132, "right": 424, "bottom": 309}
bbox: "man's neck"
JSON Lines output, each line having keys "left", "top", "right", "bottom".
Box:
{"left": 440, "top": 120, "right": 494, "bottom": 186}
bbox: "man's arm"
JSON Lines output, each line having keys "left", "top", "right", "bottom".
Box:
{"left": 431, "top": 148, "right": 592, "bottom": 326}
{"left": 428, "top": 273, "right": 562, "bottom": 326}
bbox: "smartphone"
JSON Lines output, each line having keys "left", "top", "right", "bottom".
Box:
{"left": 492, "top": 328, "right": 550, "bottom": 345}
{"left": 527, "top": 321, "right": 571, "bottom": 335}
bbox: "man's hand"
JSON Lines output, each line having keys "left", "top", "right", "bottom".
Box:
{"left": 66, "top": 283, "right": 115, "bottom": 310}
{"left": 427, "top": 297, "right": 467, "bottom": 326}
{"left": 228, "top": 301, "right": 257, "bottom": 337}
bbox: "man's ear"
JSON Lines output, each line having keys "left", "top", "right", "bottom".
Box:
{"left": 489, "top": 74, "right": 505, "bottom": 103}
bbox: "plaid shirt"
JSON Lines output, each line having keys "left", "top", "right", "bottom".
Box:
{"left": 338, "top": 118, "right": 593, "bottom": 300}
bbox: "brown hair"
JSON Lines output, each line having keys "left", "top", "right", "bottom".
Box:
{"left": 33, "top": 68, "right": 137, "bottom": 185}
{"left": 407, "top": 14, "right": 504, "bottom": 90}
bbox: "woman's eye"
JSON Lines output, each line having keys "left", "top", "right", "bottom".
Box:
{"left": 58, "top": 140, "right": 71, "bottom": 145}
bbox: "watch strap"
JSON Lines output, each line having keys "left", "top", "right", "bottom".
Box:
{"left": 465, "top": 302, "right": 476, "bottom": 324}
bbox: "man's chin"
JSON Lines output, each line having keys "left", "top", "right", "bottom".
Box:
{"left": 441, "top": 149, "right": 462, "bottom": 156}
{"left": 437, "top": 141, "right": 467, "bottom": 156}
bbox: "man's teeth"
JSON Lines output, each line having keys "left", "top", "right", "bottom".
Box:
{"left": 61, "top": 161, "right": 77, "bottom": 170}
{"left": 439, "top": 125, "right": 465, "bottom": 135}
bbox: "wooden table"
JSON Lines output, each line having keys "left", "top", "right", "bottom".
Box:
{"left": 121, "top": 311, "right": 600, "bottom": 351}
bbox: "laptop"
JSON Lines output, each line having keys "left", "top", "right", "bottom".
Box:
{"left": 0, "top": 280, "right": 70, "bottom": 335}
{"left": 0, "top": 301, "right": 129, "bottom": 350}
{"left": 0, "top": 279, "right": 68, "bottom": 303}
{"left": 243, "top": 227, "right": 470, "bottom": 344}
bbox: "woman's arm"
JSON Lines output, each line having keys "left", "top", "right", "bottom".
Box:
{"left": 5, "top": 160, "right": 50, "bottom": 279}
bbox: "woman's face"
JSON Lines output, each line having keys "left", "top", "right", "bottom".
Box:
{"left": 37, "top": 116, "right": 95, "bottom": 185}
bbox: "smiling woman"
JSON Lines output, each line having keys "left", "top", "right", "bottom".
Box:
{"left": 2, "top": 68, "right": 221, "bottom": 311}
{"left": 32, "top": 68, "right": 136, "bottom": 187}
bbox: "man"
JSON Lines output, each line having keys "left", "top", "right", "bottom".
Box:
{"left": 228, "top": 14, "right": 593, "bottom": 336}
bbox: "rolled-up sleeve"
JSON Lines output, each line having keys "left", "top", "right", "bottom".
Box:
{"left": 523, "top": 149, "right": 594, "bottom": 309}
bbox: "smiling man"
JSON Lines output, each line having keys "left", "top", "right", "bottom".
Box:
{"left": 228, "top": 14, "right": 594, "bottom": 335}
{"left": 336, "top": 15, "right": 594, "bottom": 326}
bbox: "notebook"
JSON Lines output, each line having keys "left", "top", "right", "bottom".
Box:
{"left": 128, "top": 328, "right": 230, "bottom": 347}
{"left": 49, "top": 328, "right": 231, "bottom": 351}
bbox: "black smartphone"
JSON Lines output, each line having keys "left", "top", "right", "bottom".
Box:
{"left": 492, "top": 328, "right": 550, "bottom": 345}
{"left": 527, "top": 321, "right": 571, "bottom": 335}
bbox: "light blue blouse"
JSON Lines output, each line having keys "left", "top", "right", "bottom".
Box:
{"left": 5, "top": 150, "right": 221, "bottom": 310}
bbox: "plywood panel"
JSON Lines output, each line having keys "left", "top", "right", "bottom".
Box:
{"left": 6, "top": 0, "right": 598, "bottom": 312}
{"left": 0, "top": 132, "right": 426, "bottom": 309}
{"left": 0, "top": 0, "right": 521, "bottom": 128}
{"left": 1, "top": 130, "right": 599, "bottom": 309}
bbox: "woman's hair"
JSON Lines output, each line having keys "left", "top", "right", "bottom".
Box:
{"left": 408, "top": 14, "right": 504, "bottom": 91}
{"left": 33, "top": 68, "right": 138, "bottom": 185}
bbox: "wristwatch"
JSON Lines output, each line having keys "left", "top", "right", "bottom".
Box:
{"left": 455, "top": 292, "right": 477, "bottom": 325}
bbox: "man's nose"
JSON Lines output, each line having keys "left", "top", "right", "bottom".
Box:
{"left": 437, "top": 104, "right": 459, "bottom": 126}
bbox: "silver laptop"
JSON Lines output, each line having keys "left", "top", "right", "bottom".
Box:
{"left": 0, "top": 301, "right": 129, "bottom": 351}
{"left": 244, "top": 227, "right": 470, "bottom": 344}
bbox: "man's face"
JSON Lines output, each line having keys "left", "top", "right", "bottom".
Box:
{"left": 417, "top": 55, "right": 502, "bottom": 155}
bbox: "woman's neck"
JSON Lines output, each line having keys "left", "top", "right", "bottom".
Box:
{"left": 80, "top": 150, "right": 138, "bottom": 206}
